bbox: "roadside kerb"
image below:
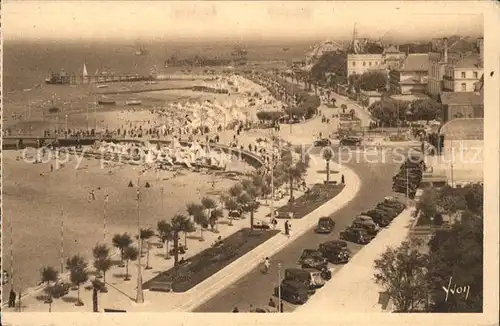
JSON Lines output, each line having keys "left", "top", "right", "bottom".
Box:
{"left": 170, "top": 160, "right": 361, "bottom": 312}
{"left": 294, "top": 208, "right": 415, "bottom": 312}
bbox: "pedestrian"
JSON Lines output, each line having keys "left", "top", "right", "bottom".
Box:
{"left": 284, "top": 220, "right": 289, "bottom": 236}
{"left": 341, "top": 174, "right": 345, "bottom": 184}
{"left": 280, "top": 301, "right": 284, "bottom": 313}
{"left": 288, "top": 223, "right": 292, "bottom": 238}
{"left": 268, "top": 297, "right": 276, "bottom": 308}
{"left": 232, "top": 306, "right": 239, "bottom": 313}
{"left": 263, "top": 257, "right": 270, "bottom": 274}
{"left": 272, "top": 218, "right": 278, "bottom": 229}
{"left": 8, "top": 289, "right": 16, "bottom": 308}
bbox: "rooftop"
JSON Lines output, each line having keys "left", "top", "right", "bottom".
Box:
{"left": 391, "top": 94, "right": 430, "bottom": 101}
{"left": 384, "top": 45, "right": 400, "bottom": 54}
{"left": 439, "top": 118, "right": 484, "bottom": 140}
{"left": 454, "top": 54, "right": 483, "bottom": 69}
{"left": 397, "top": 53, "right": 429, "bottom": 72}
{"left": 439, "top": 91, "right": 483, "bottom": 106}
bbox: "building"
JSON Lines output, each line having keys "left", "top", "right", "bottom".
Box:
{"left": 358, "top": 90, "right": 382, "bottom": 107}
{"left": 389, "top": 53, "right": 429, "bottom": 94}
{"left": 435, "top": 118, "right": 483, "bottom": 186}
{"left": 442, "top": 54, "right": 483, "bottom": 92}
{"left": 346, "top": 54, "right": 384, "bottom": 77}
{"left": 439, "top": 91, "right": 483, "bottom": 122}
{"left": 427, "top": 37, "right": 483, "bottom": 98}
{"left": 383, "top": 45, "right": 406, "bottom": 70}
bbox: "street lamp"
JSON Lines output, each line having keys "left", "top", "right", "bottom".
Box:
{"left": 60, "top": 207, "right": 65, "bottom": 274}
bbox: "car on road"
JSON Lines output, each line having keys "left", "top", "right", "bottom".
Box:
{"left": 352, "top": 215, "right": 380, "bottom": 232}
{"left": 314, "top": 216, "right": 335, "bottom": 234}
{"left": 51, "top": 281, "right": 70, "bottom": 298}
{"left": 340, "top": 227, "right": 371, "bottom": 244}
{"left": 313, "top": 138, "right": 332, "bottom": 147}
{"left": 318, "top": 240, "right": 350, "bottom": 264}
{"left": 228, "top": 209, "right": 242, "bottom": 218}
{"left": 339, "top": 136, "right": 362, "bottom": 147}
{"left": 351, "top": 220, "right": 379, "bottom": 237}
{"left": 382, "top": 197, "right": 406, "bottom": 211}
{"left": 274, "top": 280, "right": 309, "bottom": 305}
{"left": 284, "top": 268, "right": 325, "bottom": 292}
{"left": 375, "top": 203, "right": 400, "bottom": 218}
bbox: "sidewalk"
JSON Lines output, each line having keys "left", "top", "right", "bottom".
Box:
{"left": 294, "top": 208, "right": 415, "bottom": 313}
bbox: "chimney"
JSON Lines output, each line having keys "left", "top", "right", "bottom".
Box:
{"left": 443, "top": 37, "right": 448, "bottom": 63}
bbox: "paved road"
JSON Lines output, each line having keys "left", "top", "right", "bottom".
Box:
{"left": 194, "top": 151, "right": 402, "bottom": 312}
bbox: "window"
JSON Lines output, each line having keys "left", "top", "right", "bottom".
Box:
{"left": 473, "top": 71, "right": 478, "bottom": 78}
{"left": 363, "top": 61, "right": 366, "bottom": 66}
{"left": 461, "top": 72, "right": 466, "bottom": 78}
{"left": 461, "top": 83, "right": 467, "bottom": 91}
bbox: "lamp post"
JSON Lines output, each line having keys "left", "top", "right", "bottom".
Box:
{"left": 277, "top": 263, "right": 282, "bottom": 312}
{"left": 134, "top": 172, "right": 150, "bottom": 304}
{"left": 103, "top": 194, "right": 109, "bottom": 243}
{"left": 406, "top": 167, "right": 410, "bottom": 208}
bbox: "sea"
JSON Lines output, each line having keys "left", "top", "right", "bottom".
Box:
{"left": 3, "top": 39, "right": 312, "bottom": 94}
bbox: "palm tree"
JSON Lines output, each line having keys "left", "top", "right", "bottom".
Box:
{"left": 201, "top": 197, "right": 216, "bottom": 223}
{"left": 112, "top": 233, "right": 132, "bottom": 266}
{"left": 193, "top": 210, "right": 208, "bottom": 241}
{"left": 40, "top": 266, "right": 58, "bottom": 312}
{"left": 122, "top": 246, "right": 139, "bottom": 281}
{"left": 93, "top": 258, "right": 112, "bottom": 290}
{"left": 139, "top": 228, "right": 155, "bottom": 269}
{"left": 66, "top": 254, "right": 88, "bottom": 272}
{"left": 322, "top": 148, "right": 334, "bottom": 182}
{"left": 224, "top": 197, "right": 240, "bottom": 226}
{"left": 69, "top": 266, "right": 88, "bottom": 306}
{"left": 186, "top": 202, "right": 204, "bottom": 219}
{"left": 171, "top": 214, "right": 195, "bottom": 266}
{"left": 92, "top": 244, "right": 110, "bottom": 261}
{"left": 157, "top": 220, "right": 173, "bottom": 259}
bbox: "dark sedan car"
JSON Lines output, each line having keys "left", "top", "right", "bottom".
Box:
{"left": 274, "top": 280, "right": 309, "bottom": 305}
{"left": 314, "top": 216, "right": 335, "bottom": 234}
{"left": 313, "top": 138, "right": 332, "bottom": 147}
{"left": 339, "top": 227, "right": 371, "bottom": 244}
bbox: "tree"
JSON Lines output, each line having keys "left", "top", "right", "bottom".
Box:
{"left": 40, "top": 266, "right": 59, "bottom": 285}
{"left": 426, "top": 213, "right": 483, "bottom": 312}
{"left": 193, "top": 209, "right": 208, "bottom": 241}
{"left": 351, "top": 71, "right": 388, "bottom": 92}
{"left": 368, "top": 99, "right": 409, "bottom": 127}
{"left": 157, "top": 220, "right": 174, "bottom": 259}
{"left": 436, "top": 185, "right": 467, "bottom": 214}
{"left": 463, "top": 183, "right": 483, "bottom": 214}
{"left": 93, "top": 258, "right": 112, "bottom": 288}
{"left": 66, "top": 254, "right": 88, "bottom": 272}
{"left": 122, "top": 246, "right": 139, "bottom": 281}
{"left": 112, "top": 233, "right": 133, "bottom": 266}
{"left": 171, "top": 214, "right": 195, "bottom": 266}
{"left": 373, "top": 239, "right": 429, "bottom": 312}
{"left": 409, "top": 99, "right": 442, "bottom": 122}
{"left": 92, "top": 244, "right": 110, "bottom": 261}
{"left": 139, "top": 228, "right": 155, "bottom": 269}
{"left": 322, "top": 148, "right": 334, "bottom": 182}
{"left": 416, "top": 188, "right": 438, "bottom": 224}
{"left": 228, "top": 183, "right": 244, "bottom": 198}
{"left": 69, "top": 265, "right": 89, "bottom": 306}
{"left": 201, "top": 197, "right": 217, "bottom": 224}
{"left": 310, "top": 51, "right": 347, "bottom": 85}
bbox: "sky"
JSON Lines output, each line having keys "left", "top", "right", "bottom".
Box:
{"left": 2, "top": 1, "right": 484, "bottom": 42}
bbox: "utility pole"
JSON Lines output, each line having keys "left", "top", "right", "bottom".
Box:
{"left": 104, "top": 194, "right": 109, "bottom": 243}
{"left": 136, "top": 176, "right": 144, "bottom": 304}
{"left": 269, "top": 128, "right": 275, "bottom": 224}
{"left": 9, "top": 207, "right": 15, "bottom": 291}
{"left": 60, "top": 207, "right": 65, "bottom": 274}
{"left": 406, "top": 167, "right": 410, "bottom": 208}
{"left": 277, "top": 263, "right": 282, "bottom": 312}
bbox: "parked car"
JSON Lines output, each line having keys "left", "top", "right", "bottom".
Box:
{"left": 375, "top": 204, "right": 400, "bottom": 218}
{"left": 313, "top": 138, "right": 332, "bottom": 147}
{"left": 284, "top": 268, "right": 325, "bottom": 292}
{"left": 228, "top": 209, "right": 242, "bottom": 218}
{"left": 318, "top": 240, "right": 350, "bottom": 264}
{"left": 314, "top": 216, "right": 335, "bottom": 234}
{"left": 382, "top": 197, "right": 406, "bottom": 211}
{"left": 352, "top": 220, "right": 379, "bottom": 237}
{"left": 339, "top": 227, "right": 371, "bottom": 244}
{"left": 363, "top": 209, "right": 391, "bottom": 227}
{"left": 298, "top": 249, "right": 328, "bottom": 269}
{"left": 274, "top": 280, "right": 309, "bottom": 305}
{"left": 353, "top": 215, "right": 380, "bottom": 232}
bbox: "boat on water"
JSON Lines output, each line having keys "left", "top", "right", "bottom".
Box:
{"left": 126, "top": 100, "right": 142, "bottom": 106}
{"left": 45, "top": 70, "right": 70, "bottom": 85}
{"left": 96, "top": 84, "right": 109, "bottom": 89}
